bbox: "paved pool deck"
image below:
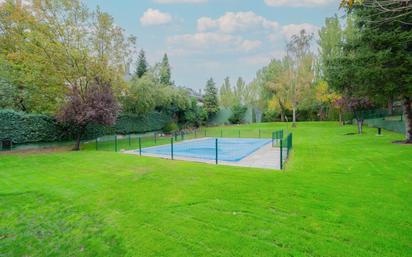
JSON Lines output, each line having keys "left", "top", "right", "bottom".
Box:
{"left": 124, "top": 139, "right": 282, "bottom": 170}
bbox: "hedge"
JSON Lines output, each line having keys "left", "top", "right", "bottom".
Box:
{"left": 0, "top": 109, "right": 171, "bottom": 144}
{"left": 0, "top": 109, "right": 69, "bottom": 144}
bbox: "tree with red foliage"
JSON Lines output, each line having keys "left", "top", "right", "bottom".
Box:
{"left": 57, "top": 78, "right": 120, "bottom": 150}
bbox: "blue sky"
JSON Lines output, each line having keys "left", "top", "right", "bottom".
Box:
{"left": 84, "top": 0, "right": 341, "bottom": 90}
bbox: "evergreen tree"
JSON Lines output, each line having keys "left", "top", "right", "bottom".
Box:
{"left": 136, "top": 49, "right": 148, "bottom": 78}
{"left": 160, "top": 53, "right": 172, "bottom": 86}
{"left": 326, "top": 5, "right": 412, "bottom": 141}
{"left": 203, "top": 78, "right": 219, "bottom": 117}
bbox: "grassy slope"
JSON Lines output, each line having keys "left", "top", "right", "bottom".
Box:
{"left": 1, "top": 122, "right": 411, "bottom": 257}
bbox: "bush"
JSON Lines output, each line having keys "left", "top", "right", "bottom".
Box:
{"left": 228, "top": 105, "right": 247, "bottom": 124}
{"left": 0, "top": 109, "right": 172, "bottom": 144}
{"left": 114, "top": 112, "right": 171, "bottom": 135}
{"left": 0, "top": 109, "right": 71, "bottom": 144}
{"left": 162, "top": 122, "right": 178, "bottom": 134}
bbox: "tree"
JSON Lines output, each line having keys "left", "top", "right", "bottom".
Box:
{"left": 340, "top": 0, "right": 412, "bottom": 24}
{"left": 160, "top": 53, "right": 172, "bottom": 86}
{"left": 183, "top": 98, "right": 207, "bottom": 127}
{"left": 285, "top": 30, "right": 315, "bottom": 127}
{"left": 1, "top": 0, "right": 133, "bottom": 149}
{"left": 203, "top": 78, "right": 219, "bottom": 117}
{"left": 121, "top": 73, "right": 158, "bottom": 115}
{"left": 0, "top": 0, "right": 135, "bottom": 115}
{"left": 234, "top": 77, "right": 246, "bottom": 105}
{"left": 136, "top": 49, "right": 148, "bottom": 78}
{"left": 0, "top": 2, "right": 65, "bottom": 113}
{"left": 329, "top": 5, "right": 412, "bottom": 142}
{"left": 255, "top": 59, "right": 290, "bottom": 121}
{"left": 219, "top": 77, "right": 234, "bottom": 108}
{"left": 57, "top": 78, "right": 120, "bottom": 150}
{"left": 318, "top": 15, "right": 343, "bottom": 79}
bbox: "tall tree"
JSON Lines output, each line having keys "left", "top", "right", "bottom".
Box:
{"left": 219, "top": 77, "right": 234, "bottom": 108}
{"left": 317, "top": 15, "right": 343, "bottom": 79}
{"left": 0, "top": 2, "right": 65, "bottom": 113}
{"left": 203, "top": 78, "right": 219, "bottom": 117}
{"left": 330, "top": 4, "right": 412, "bottom": 141}
{"left": 267, "top": 59, "right": 292, "bottom": 122}
{"left": 285, "top": 30, "right": 315, "bottom": 127}
{"left": 0, "top": 0, "right": 135, "bottom": 114}
{"left": 234, "top": 77, "right": 246, "bottom": 105}
{"left": 160, "top": 53, "right": 172, "bottom": 86}
{"left": 136, "top": 49, "right": 148, "bottom": 78}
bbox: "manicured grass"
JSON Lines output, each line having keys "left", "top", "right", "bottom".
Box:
{"left": 1, "top": 122, "right": 411, "bottom": 256}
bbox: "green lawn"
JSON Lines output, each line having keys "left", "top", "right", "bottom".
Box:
{"left": 1, "top": 122, "right": 411, "bottom": 256}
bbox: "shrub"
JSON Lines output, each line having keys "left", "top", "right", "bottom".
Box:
{"left": 0, "top": 109, "right": 172, "bottom": 144}
{"left": 0, "top": 109, "right": 70, "bottom": 144}
{"left": 228, "top": 105, "right": 248, "bottom": 124}
{"left": 162, "top": 122, "right": 178, "bottom": 134}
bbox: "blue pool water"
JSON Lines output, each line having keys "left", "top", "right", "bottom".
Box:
{"left": 140, "top": 138, "right": 272, "bottom": 162}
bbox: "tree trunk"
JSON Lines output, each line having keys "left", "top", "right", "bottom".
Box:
{"left": 403, "top": 96, "right": 412, "bottom": 143}
{"left": 73, "top": 126, "right": 85, "bottom": 151}
{"left": 292, "top": 107, "right": 297, "bottom": 127}
{"left": 338, "top": 111, "right": 343, "bottom": 126}
{"left": 388, "top": 97, "right": 394, "bottom": 116}
{"left": 356, "top": 119, "right": 364, "bottom": 134}
{"left": 280, "top": 112, "right": 285, "bottom": 122}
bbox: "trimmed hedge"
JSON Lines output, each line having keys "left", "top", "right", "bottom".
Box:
{"left": 0, "top": 109, "right": 171, "bottom": 144}
{"left": 0, "top": 109, "right": 70, "bottom": 144}
{"left": 115, "top": 112, "right": 171, "bottom": 134}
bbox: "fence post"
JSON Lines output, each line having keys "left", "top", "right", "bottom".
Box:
{"left": 96, "top": 138, "right": 98, "bottom": 151}
{"left": 280, "top": 139, "right": 283, "bottom": 170}
{"left": 128, "top": 134, "right": 131, "bottom": 147}
{"left": 115, "top": 135, "right": 118, "bottom": 152}
{"left": 195, "top": 130, "right": 197, "bottom": 138}
{"left": 181, "top": 131, "right": 184, "bottom": 141}
{"left": 215, "top": 138, "right": 218, "bottom": 164}
{"left": 171, "top": 138, "right": 174, "bottom": 160}
{"left": 154, "top": 132, "right": 157, "bottom": 144}
{"left": 139, "top": 137, "right": 142, "bottom": 156}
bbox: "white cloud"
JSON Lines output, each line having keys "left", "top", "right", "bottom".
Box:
{"left": 197, "top": 12, "right": 278, "bottom": 33}
{"left": 140, "top": 8, "right": 172, "bottom": 26}
{"left": 239, "top": 40, "right": 262, "bottom": 51}
{"left": 240, "top": 50, "right": 286, "bottom": 65}
{"left": 167, "top": 32, "right": 261, "bottom": 53}
{"left": 281, "top": 23, "right": 319, "bottom": 39}
{"left": 154, "top": 0, "right": 207, "bottom": 3}
{"left": 264, "top": 0, "right": 335, "bottom": 7}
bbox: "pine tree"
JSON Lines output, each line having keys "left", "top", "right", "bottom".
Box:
{"left": 160, "top": 53, "right": 172, "bottom": 86}
{"left": 136, "top": 49, "right": 148, "bottom": 78}
{"left": 204, "top": 78, "right": 219, "bottom": 117}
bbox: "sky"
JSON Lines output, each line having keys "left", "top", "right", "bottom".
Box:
{"left": 84, "top": 0, "right": 342, "bottom": 90}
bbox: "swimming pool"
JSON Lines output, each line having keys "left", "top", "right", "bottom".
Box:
{"left": 140, "top": 138, "right": 272, "bottom": 162}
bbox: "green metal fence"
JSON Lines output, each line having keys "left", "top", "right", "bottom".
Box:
{"left": 94, "top": 128, "right": 293, "bottom": 170}
{"left": 356, "top": 107, "right": 405, "bottom": 134}
{"left": 271, "top": 130, "right": 293, "bottom": 170}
